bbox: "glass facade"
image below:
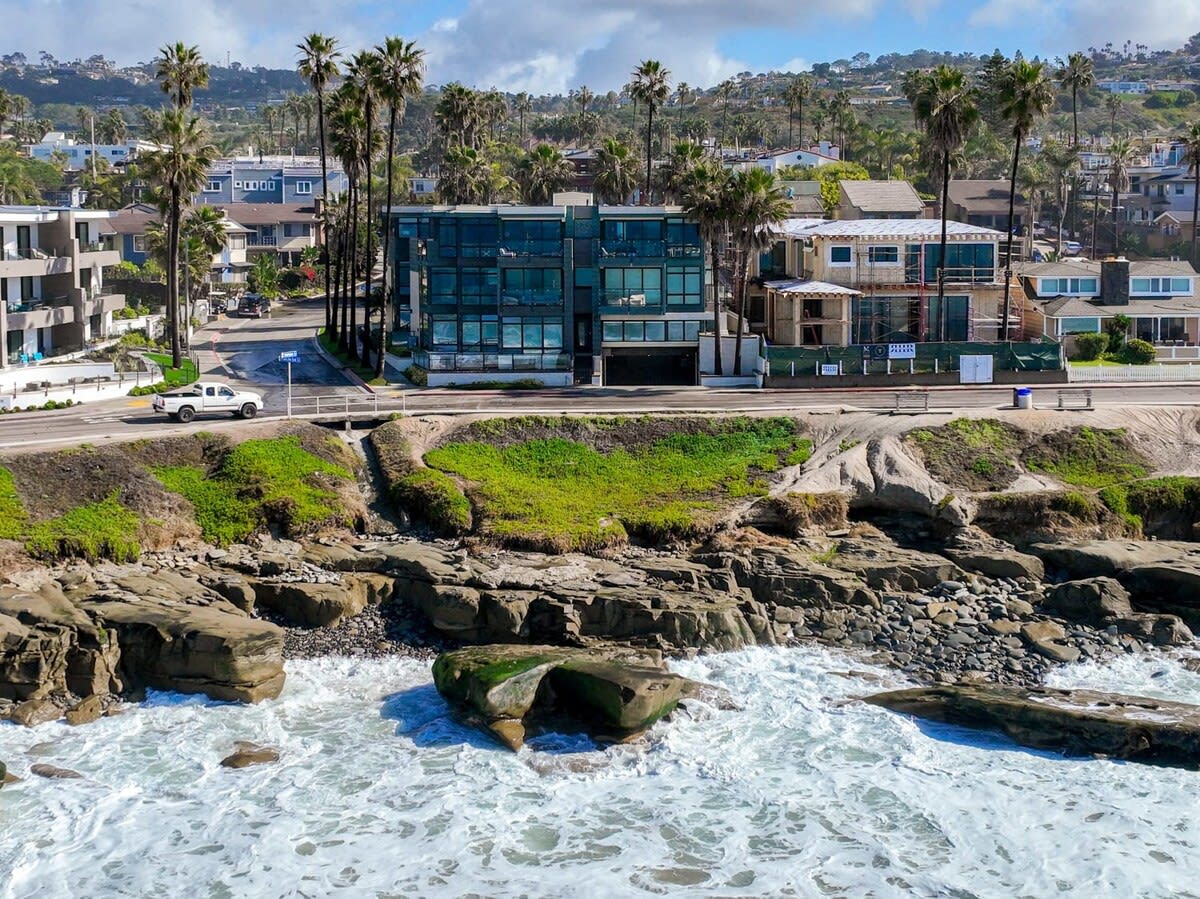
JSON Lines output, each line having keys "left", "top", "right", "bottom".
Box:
{"left": 922, "top": 243, "right": 995, "bottom": 283}
{"left": 394, "top": 206, "right": 706, "bottom": 378}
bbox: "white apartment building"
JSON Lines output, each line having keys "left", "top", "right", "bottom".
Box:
{"left": 1, "top": 206, "right": 124, "bottom": 367}
{"left": 28, "top": 132, "right": 162, "bottom": 171}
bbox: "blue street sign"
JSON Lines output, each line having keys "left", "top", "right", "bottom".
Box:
{"left": 278, "top": 351, "right": 300, "bottom": 363}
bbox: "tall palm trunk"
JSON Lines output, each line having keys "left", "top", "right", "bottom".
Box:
{"left": 340, "top": 196, "right": 352, "bottom": 351}
{"left": 798, "top": 99, "right": 804, "bottom": 148}
{"left": 787, "top": 106, "right": 794, "bottom": 146}
{"left": 1090, "top": 194, "right": 1101, "bottom": 259}
{"left": 347, "top": 177, "right": 360, "bottom": 361}
{"left": 376, "top": 106, "right": 399, "bottom": 379}
{"left": 644, "top": 104, "right": 654, "bottom": 202}
{"left": 362, "top": 102, "right": 374, "bottom": 370}
{"left": 330, "top": 212, "right": 341, "bottom": 338}
{"left": 1071, "top": 88, "right": 1078, "bottom": 148}
{"left": 936, "top": 149, "right": 951, "bottom": 339}
{"left": 1112, "top": 182, "right": 1120, "bottom": 254}
{"left": 317, "top": 90, "right": 332, "bottom": 334}
{"left": 168, "top": 187, "right": 182, "bottom": 369}
{"left": 711, "top": 228, "right": 724, "bottom": 376}
{"left": 1192, "top": 167, "right": 1200, "bottom": 270}
{"left": 1001, "top": 130, "right": 1022, "bottom": 342}
{"left": 732, "top": 240, "right": 748, "bottom": 375}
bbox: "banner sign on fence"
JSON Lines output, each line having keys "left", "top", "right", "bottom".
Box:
{"left": 862, "top": 344, "right": 887, "bottom": 361}
{"left": 888, "top": 343, "right": 916, "bottom": 360}
{"left": 820, "top": 364, "right": 840, "bottom": 376}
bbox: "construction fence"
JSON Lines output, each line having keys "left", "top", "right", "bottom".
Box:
{"left": 766, "top": 341, "right": 1064, "bottom": 379}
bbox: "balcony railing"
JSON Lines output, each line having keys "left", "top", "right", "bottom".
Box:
{"left": 599, "top": 289, "right": 664, "bottom": 311}
{"left": 500, "top": 289, "right": 565, "bottom": 306}
{"left": 3, "top": 247, "right": 68, "bottom": 261}
{"left": 600, "top": 239, "right": 665, "bottom": 258}
{"left": 415, "top": 350, "right": 571, "bottom": 372}
{"left": 247, "top": 235, "right": 278, "bottom": 246}
{"left": 7, "top": 294, "right": 72, "bottom": 313}
{"left": 497, "top": 241, "right": 564, "bottom": 258}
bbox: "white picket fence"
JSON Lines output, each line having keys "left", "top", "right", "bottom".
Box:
{"left": 1067, "top": 363, "right": 1200, "bottom": 382}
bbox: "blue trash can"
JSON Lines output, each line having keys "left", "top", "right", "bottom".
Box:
{"left": 1013, "top": 387, "right": 1033, "bottom": 410}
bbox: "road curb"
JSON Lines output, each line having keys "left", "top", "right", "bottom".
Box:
{"left": 310, "top": 332, "right": 373, "bottom": 395}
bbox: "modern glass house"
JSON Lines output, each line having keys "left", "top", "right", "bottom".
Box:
{"left": 386, "top": 196, "right": 708, "bottom": 386}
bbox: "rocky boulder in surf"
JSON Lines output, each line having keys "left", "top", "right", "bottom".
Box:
{"left": 432, "top": 644, "right": 700, "bottom": 750}
{"left": 865, "top": 683, "right": 1200, "bottom": 768}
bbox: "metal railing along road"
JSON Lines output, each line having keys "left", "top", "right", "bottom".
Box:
{"left": 1067, "top": 362, "right": 1200, "bottom": 382}
{"left": 286, "top": 393, "right": 397, "bottom": 418}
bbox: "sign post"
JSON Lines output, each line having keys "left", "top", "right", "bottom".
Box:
{"left": 278, "top": 350, "right": 300, "bottom": 418}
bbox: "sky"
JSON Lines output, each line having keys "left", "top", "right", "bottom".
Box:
{"left": 8, "top": 0, "right": 1200, "bottom": 94}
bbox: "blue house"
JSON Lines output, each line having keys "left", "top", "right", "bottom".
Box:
{"left": 193, "top": 155, "right": 348, "bottom": 206}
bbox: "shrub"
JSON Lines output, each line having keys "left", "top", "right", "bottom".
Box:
{"left": 1118, "top": 338, "right": 1156, "bottom": 365}
{"left": 403, "top": 365, "right": 428, "bottom": 387}
{"left": 393, "top": 469, "right": 472, "bottom": 536}
{"left": 1072, "top": 332, "right": 1109, "bottom": 362}
{"left": 25, "top": 493, "right": 141, "bottom": 562}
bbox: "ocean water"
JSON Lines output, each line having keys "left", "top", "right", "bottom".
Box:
{"left": 1, "top": 646, "right": 1198, "bottom": 899}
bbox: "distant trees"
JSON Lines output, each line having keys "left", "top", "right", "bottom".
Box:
{"left": 593, "top": 137, "right": 638, "bottom": 204}
{"left": 629, "top": 59, "right": 671, "bottom": 201}
{"left": 516, "top": 144, "right": 572, "bottom": 204}
{"left": 783, "top": 76, "right": 813, "bottom": 147}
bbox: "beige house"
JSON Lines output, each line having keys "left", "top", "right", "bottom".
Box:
{"left": 756, "top": 219, "right": 1008, "bottom": 346}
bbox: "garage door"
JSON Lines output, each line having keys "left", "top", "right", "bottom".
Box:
{"left": 604, "top": 349, "right": 697, "bottom": 386}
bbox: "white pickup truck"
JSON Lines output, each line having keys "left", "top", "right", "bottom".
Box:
{"left": 152, "top": 382, "right": 265, "bottom": 423}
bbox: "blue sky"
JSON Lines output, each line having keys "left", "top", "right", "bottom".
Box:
{"left": 8, "top": 0, "right": 1200, "bottom": 93}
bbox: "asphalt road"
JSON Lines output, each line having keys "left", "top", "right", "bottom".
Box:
{"left": 2, "top": 299, "right": 1199, "bottom": 450}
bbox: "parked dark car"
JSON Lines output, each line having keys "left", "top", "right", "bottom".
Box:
{"left": 209, "top": 296, "right": 228, "bottom": 315}
{"left": 239, "top": 294, "right": 272, "bottom": 318}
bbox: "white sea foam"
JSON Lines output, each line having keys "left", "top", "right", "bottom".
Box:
{"left": 1, "top": 646, "right": 1197, "bottom": 898}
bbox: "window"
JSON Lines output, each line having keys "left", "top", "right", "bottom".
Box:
{"left": 1177, "top": 185, "right": 1186, "bottom": 195}
{"left": 20, "top": 276, "right": 33, "bottom": 300}
{"left": 501, "top": 219, "right": 562, "bottom": 255}
{"left": 460, "top": 314, "right": 499, "bottom": 348}
{"left": 230, "top": 235, "right": 245, "bottom": 250}
{"left": 296, "top": 181, "right": 312, "bottom": 195}
{"left": 429, "top": 268, "right": 457, "bottom": 304}
{"left": 867, "top": 245, "right": 899, "bottom": 264}
{"left": 431, "top": 315, "right": 458, "bottom": 346}
{"left": 438, "top": 219, "right": 499, "bottom": 258}
{"left": 501, "top": 317, "right": 563, "bottom": 350}
{"left": 926, "top": 295, "right": 969, "bottom": 342}
{"left": 922, "top": 242, "right": 995, "bottom": 283}
{"left": 461, "top": 268, "right": 499, "bottom": 305}
{"left": 602, "top": 267, "right": 662, "bottom": 306}
{"left": 602, "top": 219, "right": 664, "bottom": 256}
{"left": 266, "top": 181, "right": 276, "bottom": 191}
{"left": 829, "top": 245, "right": 852, "bottom": 265}
{"left": 1131, "top": 277, "right": 1192, "bottom": 295}
{"left": 1059, "top": 317, "right": 1101, "bottom": 334}
{"left": 666, "top": 269, "right": 701, "bottom": 306}
{"left": 502, "top": 268, "right": 562, "bottom": 305}
{"left": 666, "top": 221, "right": 701, "bottom": 256}
{"left": 602, "top": 319, "right": 701, "bottom": 343}
{"left": 234, "top": 181, "right": 243, "bottom": 189}
{"left": 132, "top": 235, "right": 146, "bottom": 253}
{"left": 1041, "top": 277, "right": 1098, "bottom": 295}
{"left": 204, "top": 179, "right": 221, "bottom": 193}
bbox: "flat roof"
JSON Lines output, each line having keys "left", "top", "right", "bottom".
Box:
{"left": 764, "top": 278, "right": 863, "bottom": 296}
{"left": 782, "top": 219, "right": 1003, "bottom": 239}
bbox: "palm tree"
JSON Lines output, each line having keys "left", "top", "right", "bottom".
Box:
{"left": 1057, "top": 52, "right": 1095, "bottom": 147}
{"left": 1105, "top": 94, "right": 1123, "bottom": 135}
{"left": 297, "top": 33, "right": 341, "bottom": 333}
{"left": 181, "top": 205, "right": 227, "bottom": 337}
{"left": 0, "top": 89, "right": 14, "bottom": 142}
{"left": 1181, "top": 121, "right": 1200, "bottom": 269}
{"left": 1038, "top": 139, "right": 1080, "bottom": 256}
{"left": 1107, "top": 137, "right": 1134, "bottom": 254}
{"left": 783, "top": 76, "right": 813, "bottom": 147}
{"left": 660, "top": 140, "right": 705, "bottom": 204}
{"left": 345, "top": 51, "right": 381, "bottom": 366}
{"left": 100, "top": 108, "right": 127, "bottom": 144}
{"left": 629, "top": 60, "right": 671, "bottom": 202}
{"left": 329, "top": 86, "right": 368, "bottom": 356}
{"left": 717, "top": 79, "right": 735, "bottom": 151}
{"left": 155, "top": 42, "right": 209, "bottom": 110}
{"left": 998, "top": 58, "right": 1054, "bottom": 340}
{"left": 438, "top": 145, "right": 489, "bottom": 204}
{"left": 514, "top": 92, "right": 532, "bottom": 145}
{"left": 728, "top": 167, "right": 790, "bottom": 373}
{"left": 912, "top": 65, "right": 978, "bottom": 324}
{"left": 372, "top": 37, "right": 425, "bottom": 377}
{"left": 828, "top": 91, "right": 853, "bottom": 158}
{"left": 517, "top": 144, "right": 573, "bottom": 205}
{"left": 141, "top": 109, "right": 217, "bottom": 369}
{"left": 593, "top": 137, "right": 638, "bottom": 204}
{"left": 681, "top": 161, "right": 733, "bottom": 376}
{"left": 435, "top": 83, "right": 482, "bottom": 149}
{"left": 675, "top": 82, "right": 691, "bottom": 127}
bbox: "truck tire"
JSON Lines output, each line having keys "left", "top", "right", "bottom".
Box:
{"left": 177, "top": 406, "right": 195, "bottom": 423}
{"left": 167, "top": 412, "right": 180, "bottom": 422}
{"left": 240, "top": 403, "right": 258, "bottom": 419}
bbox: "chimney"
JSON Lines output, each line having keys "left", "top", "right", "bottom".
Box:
{"left": 1100, "top": 256, "right": 1130, "bottom": 306}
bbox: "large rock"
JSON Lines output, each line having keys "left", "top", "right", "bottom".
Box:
{"left": 866, "top": 684, "right": 1200, "bottom": 768}
{"left": 1029, "top": 540, "right": 1199, "bottom": 579}
{"left": 1121, "top": 563, "right": 1200, "bottom": 628}
{"left": 252, "top": 573, "right": 395, "bottom": 628}
{"left": 432, "top": 644, "right": 698, "bottom": 750}
{"left": 947, "top": 547, "right": 1045, "bottom": 582}
{"left": 78, "top": 596, "right": 285, "bottom": 703}
{"left": 1041, "top": 578, "right": 1133, "bottom": 625}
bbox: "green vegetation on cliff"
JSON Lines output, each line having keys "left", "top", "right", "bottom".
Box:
{"left": 1023, "top": 427, "right": 1149, "bottom": 488}
{"left": 424, "top": 417, "right": 812, "bottom": 552}
{"left": 25, "top": 493, "right": 141, "bottom": 562}
{"left": 1100, "top": 476, "right": 1200, "bottom": 538}
{"left": 156, "top": 436, "right": 356, "bottom": 545}
{"left": 908, "top": 419, "right": 1024, "bottom": 492}
{"left": 0, "top": 467, "right": 27, "bottom": 540}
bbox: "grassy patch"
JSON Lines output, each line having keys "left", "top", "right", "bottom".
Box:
{"left": 1100, "top": 476, "right": 1200, "bottom": 538}
{"left": 425, "top": 417, "right": 811, "bottom": 552}
{"left": 0, "top": 466, "right": 27, "bottom": 539}
{"left": 155, "top": 435, "right": 355, "bottom": 544}
{"left": 907, "top": 418, "right": 1024, "bottom": 492}
{"left": 394, "top": 469, "right": 472, "bottom": 536}
{"left": 1022, "top": 427, "right": 1149, "bottom": 488}
{"left": 146, "top": 352, "right": 200, "bottom": 389}
{"left": 25, "top": 493, "right": 141, "bottom": 562}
